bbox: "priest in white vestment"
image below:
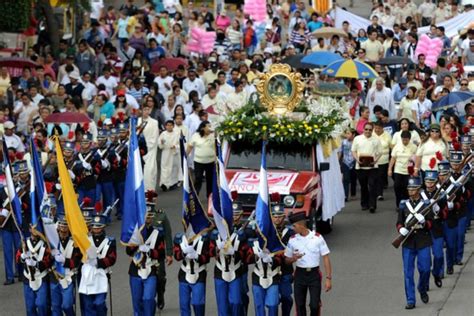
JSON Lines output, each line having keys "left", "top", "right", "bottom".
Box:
{"left": 139, "top": 105, "right": 160, "bottom": 191}
{"left": 157, "top": 120, "right": 181, "bottom": 190}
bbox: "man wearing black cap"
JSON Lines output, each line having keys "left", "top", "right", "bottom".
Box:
{"left": 50, "top": 215, "right": 82, "bottom": 316}
{"left": 396, "top": 176, "right": 432, "bottom": 309}
{"left": 284, "top": 212, "right": 332, "bottom": 316}
{"left": 72, "top": 132, "right": 102, "bottom": 205}
{"left": 272, "top": 204, "right": 295, "bottom": 316}
{"left": 79, "top": 214, "right": 116, "bottom": 315}
{"left": 126, "top": 191, "right": 166, "bottom": 316}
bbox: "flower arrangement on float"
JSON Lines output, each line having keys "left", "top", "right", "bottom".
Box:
{"left": 215, "top": 96, "right": 351, "bottom": 145}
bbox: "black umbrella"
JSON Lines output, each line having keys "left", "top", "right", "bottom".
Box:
{"left": 378, "top": 56, "right": 413, "bottom": 66}
{"left": 281, "top": 54, "right": 317, "bottom": 69}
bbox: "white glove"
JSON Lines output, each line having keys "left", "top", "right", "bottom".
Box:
{"left": 260, "top": 251, "right": 272, "bottom": 263}
{"left": 182, "top": 245, "right": 195, "bottom": 254}
{"left": 25, "top": 258, "right": 37, "bottom": 267}
{"left": 139, "top": 244, "right": 150, "bottom": 253}
{"left": 405, "top": 214, "right": 413, "bottom": 224}
{"left": 447, "top": 201, "right": 454, "bottom": 210}
{"left": 216, "top": 240, "right": 225, "bottom": 250}
{"left": 68, "top": 169, "right": 76, "bottom": 180}
{"left": 186, "top": 249, "right": 199, "bottom": 260}
{"left": 101, "top": 159, "right": 110, "bottom": 169}
{"left": 82, "top": 161, "right": 92, "bottom": 170}
{"left": 399, "top": 227, "right": 409, "bottom": 236}
{"left": 51, "top": 249, "right": 59, "bottom": 256}
{"left": 115, "top": 153, "right": 121, "bottom": 161}
{"left": 224, "top": 246, "right": 235, "bottom": 256}
{"left": 55, "top": 183, "right": 62, "bottom": 191}
{"left": 0, "top": 208, "right": 8, "bottom": 217}
{"left": 55, "top": 253, "right": 65, "bottom": 264}
{"left": 20, "top": 252, "right": 30, "bottom": 260}
{"left": 414, "top": 213, "right": 425, "bottom": 224}
{"left": 432, "top": 203, "right": 440, "bottom": 214}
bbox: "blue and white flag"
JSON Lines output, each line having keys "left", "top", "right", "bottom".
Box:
{"left": 2, "top": 138, "right": 23, "bottom": 228}
{"left": 255, "top": 141, "right": 284, "bottom": 253}
{"left": 210, "top": 140, "right": 233, "bottom": 241}
{"left": 30, "top": 138, "right": 64, "bottom": 275}
{"left": 180, "top": 136, "right": 212, "bottom": 237}
{"left": 120, "top": 117, "right": 147, "bottom": 245}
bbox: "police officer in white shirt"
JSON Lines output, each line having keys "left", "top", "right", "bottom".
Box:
{"left": 284, "top": 212, "right": 332, "bottom": 316}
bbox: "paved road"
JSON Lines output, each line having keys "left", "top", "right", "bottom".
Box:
{"left": 0, "top": 179, "right": 473, "bottom": 315}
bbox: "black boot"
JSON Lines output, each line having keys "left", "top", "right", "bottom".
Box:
{"left": 405, "top": 304, "right": 415, "bottom": 310}
{"left": 420, "top": 292, "right": 429, "bottom": 304}
{"left": 434, "top": 276, "right": 442, "bottom": 288}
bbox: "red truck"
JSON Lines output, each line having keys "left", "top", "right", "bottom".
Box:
{"left": 220, "top": 140, "right": 331, "bottom": 232}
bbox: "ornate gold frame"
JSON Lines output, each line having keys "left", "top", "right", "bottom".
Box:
{"left": 256, "top": 63, "right": 305, "bottom": 115}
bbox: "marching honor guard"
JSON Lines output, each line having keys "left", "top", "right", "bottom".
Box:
{"left": 284, "top": 212, "right": 332, "bottom": 316}
{"left": 112, "top": 124, "right": 129, "bottom": 220}
{"left": 16, "top": 226, "right": 53, "bottom": 316}
{"left": 396, "top": 176, "right": 432, "bottom": 309}
{"left": 272, "top": 204, "right": 295, "bottom": 316}
{"left": 446, "top": 151, "right": 470, "bottom": 268}
{"left": 248, "top": 205, "right": 284, "bottom": 316}
{"left": 79, "top": 214, "right": 117, "bottom": 316}
{"left": 421, "top": 170, "right": 445, "bottom": 288}
{"left": 73, "top": 132, "right": 101, "bottom": 205}
{"left": 14, "top": 160, "right": 32, "bottom": 234}
{"left": 126, "top": 193, "right": 165, "bottom": 316}
{"left": 50, "top": 215, "right": 83, "bottom": 316}
{"left": 173, "top": 230, "right": 210, "bottom": 316}
{"left": 211, "top": 202, "right": 251, "bottom": 316}
{"left": 152, "top": 195, "right": 173, "bottom": 311}
{"left": 0, "top": 176, "right": 22, "bottom": 286}
{"left": 95, "top": 128, "right": 115, "bottom": 220}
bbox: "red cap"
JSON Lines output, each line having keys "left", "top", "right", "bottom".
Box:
{"left": 117, "top": 89, "right": 126, "bottom": 97}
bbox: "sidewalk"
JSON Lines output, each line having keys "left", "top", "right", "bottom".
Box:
{"left": 438, "top": 226, "right": 474, "bottom": 316}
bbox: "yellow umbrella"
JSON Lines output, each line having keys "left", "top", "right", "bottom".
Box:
{"left": 321, "top": 59, "right": 378, "bottom": 79}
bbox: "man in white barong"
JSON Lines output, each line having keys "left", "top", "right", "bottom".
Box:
{"left": 139, "top": 103, "right": 160, "bottom": 191}
{"left": 158, "top": 120, "right": 180, "bottom": 191}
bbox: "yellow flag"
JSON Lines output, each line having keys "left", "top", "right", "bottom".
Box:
{"left": 54, "top": 137, "right": 92, "bottom": 261}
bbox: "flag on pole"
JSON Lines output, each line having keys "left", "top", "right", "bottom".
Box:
{"left": 2, "top": 138, "right": 23, "bottom": 227}
{"left": 30, "top": 138, "right": 63, "bottom": 275}
{"left": 55, "top": 136, "right": 94, "bottom": 261}
{"left": 255, "top": 141, "right": 284, "bottom": 253}
{"left": 120, "top": 116, "right": 147, "bottom": 245}
{"left": 180, "top": 136, "right": 212, "bottom": 237}
{"left": 210, "top": 140, "right": 233, "bottom": 241}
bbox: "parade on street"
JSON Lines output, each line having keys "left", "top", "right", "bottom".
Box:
{"left": 0, "top": 0, "right": 474, "bottom": 315}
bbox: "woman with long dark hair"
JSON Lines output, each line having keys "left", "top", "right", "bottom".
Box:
{"left": 186, "top": 120, "right": 215, "bottom": 197}
{"left": 385, "top": 38, "right": 404, "bottom": 81}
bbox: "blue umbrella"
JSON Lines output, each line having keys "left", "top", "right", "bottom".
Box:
{"left": 301, "top": 51, "right": 344, "bottom": 67}
{"left": 432, "top": 91, "right": 474, "bottom": 111}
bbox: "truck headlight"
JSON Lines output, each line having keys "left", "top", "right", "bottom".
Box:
{"left": 283, "top": 195, "right": 295, "bottom": 207}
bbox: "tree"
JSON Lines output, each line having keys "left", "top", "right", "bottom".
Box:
{"left": 0, "top": 0, "right": 30, "bottom": 33}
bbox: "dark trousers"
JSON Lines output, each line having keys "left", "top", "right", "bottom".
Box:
{"left": 376, "top": 163, "right": 389, "bottom": 197}
{"left": 357, "top": 168, "right": 378, "bottom": 209}
{"left": 341, "top": 163, "right": 357, "bottom": 198}
{"left": 194, "top": 161, "right": 214, "bottom": 197}
{"left": 294, "top": 267, "right": 321, "bottom": 316}
{"left": 393, "top": 173, "right": 409, "bottom": 208}
{"left": 156, "top": 259, "right": 166, "bottom": 307}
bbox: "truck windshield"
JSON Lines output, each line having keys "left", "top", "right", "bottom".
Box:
{"left": 227, "top": 142, "right": 313, "bottom": 171}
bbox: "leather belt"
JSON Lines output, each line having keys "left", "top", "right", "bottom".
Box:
{"left": 296, "top": 266, "right": 319, "bottom": 272}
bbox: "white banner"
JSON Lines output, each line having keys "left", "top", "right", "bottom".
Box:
{"left": 229, "top": 171, "right": 297, "bottom": 195}
{"left": 335, "top": 7, "right": 474, "bottom": 38}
